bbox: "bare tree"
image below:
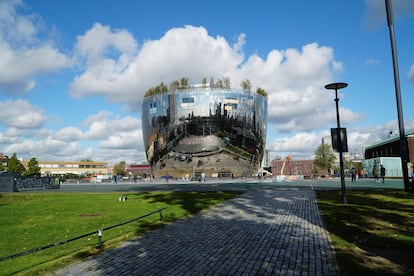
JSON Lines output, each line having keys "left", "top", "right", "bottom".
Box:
{"left": 202, "top": 77, "right": 208, "bottom": 87}
{"left": 223, "top": 77, "right": 231, "bottom": 89}
{"left": 169, "top": 80, "right": 180, "bottom": 92}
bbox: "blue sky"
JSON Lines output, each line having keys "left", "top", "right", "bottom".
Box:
{"left": 0, "top": 0, "right": 414, "bottom": 165}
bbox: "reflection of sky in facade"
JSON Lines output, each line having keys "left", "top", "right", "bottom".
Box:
{"left": 141, "top": 88, "right": 268, "bottom": 150}
{"left": 175, "top": 90, "right": 255, "bottom": 118}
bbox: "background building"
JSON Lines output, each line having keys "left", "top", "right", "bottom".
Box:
{"left": 363, "top": 129, "right": 414, "bottom": 177}
{"left": 21, "top": 160, "right": 109, "bottom": 177}
{"left": 271, "top": 157, "right": 315, "bottom": 179}
{"left": 0, "top": 153, "right": 9, "bottom": 171}
{"left": 125, "top": 163, "right": 152, "bottom": 178}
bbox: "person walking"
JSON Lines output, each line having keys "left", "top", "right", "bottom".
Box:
{"left": 373, "top": 165, "right": 379, "bottom": 182}
{"left": 380, "top": 165, "right": 386, "bottom": 183}
{"left": 351, "top": 167, "right": 356, "bottom": 182}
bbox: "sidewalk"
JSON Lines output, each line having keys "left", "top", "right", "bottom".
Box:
{"left": 52, "top": 189, "right": 338, "bottom": 275}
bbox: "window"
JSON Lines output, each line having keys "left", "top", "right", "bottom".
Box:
{"left": 182, "top": 97, "right": 194, "bottom": 104}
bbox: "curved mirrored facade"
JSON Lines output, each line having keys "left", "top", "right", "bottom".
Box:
{"left": 141, "top": 87, "right": 267, "bottom": 178}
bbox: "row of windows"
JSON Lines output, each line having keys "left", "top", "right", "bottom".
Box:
{"left": 39, "top": 164, "right": 106, "bottom": 169}
{"left": 150, "top": 97, "right": 240, "bottom": 107}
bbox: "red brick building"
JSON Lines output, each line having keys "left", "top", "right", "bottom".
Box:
{"left": 271, "top": 159, "right": 315, "bottom": 177}
{"left": 126, "top": 163, "right": 153, "bottom": 177}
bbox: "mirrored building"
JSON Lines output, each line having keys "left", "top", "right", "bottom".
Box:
{"left": 141, "top": 85, "right": 268, "bottom": 178}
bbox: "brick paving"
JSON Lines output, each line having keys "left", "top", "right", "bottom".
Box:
{"left": 51, "top": 189, "right": 339, "bottom": 275}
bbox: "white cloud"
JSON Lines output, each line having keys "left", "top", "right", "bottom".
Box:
{"left": 267, "top": 119, "right": 414, "bottom": 161}
{"left": 71, "top": 25, "right": 355, "bottom": 134}
{"left": 82, "top": 111, "right": 141, "bottom": 141}
{"left": 0, "top": 0, "right": 72, "bottom": 94}
{"left": 0, "top": 99, "right": 46, "bottom": 128}
{"left": 70, "top": 25, "right": 244, "bottom": 106}
{"left": 1, "top": 108, "right": 145, "bottom": 164}
{"left": 2, "top": 2, "right": 404, "bottom": 165}
{"left": 55, "top": 126, "right": 83, "bottom": 142}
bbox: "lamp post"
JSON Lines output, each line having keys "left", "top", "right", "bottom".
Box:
{"left": 385, "top": 0, "right": 411, "bottom": 192}
{"left": 325, "top": 82, "right": 348, "bottom": 204}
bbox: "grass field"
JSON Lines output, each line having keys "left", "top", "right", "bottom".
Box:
{"left": 0, "top": 191, "right": 242, "bottom": 275}
{"left": 2, "top": 189, "right": 413, "bottom": 275}
{"left": 317, "top": 189, "right": 414, "bottom": 275}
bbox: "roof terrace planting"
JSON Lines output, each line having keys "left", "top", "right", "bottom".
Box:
{"left": 144, "top": 77, "right": 268, "bottom": 98}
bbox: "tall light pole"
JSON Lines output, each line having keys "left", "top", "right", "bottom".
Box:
{"left": 325, "top": 82, "right": 348, "bottom": 204}
{"left": 385, "top": 0, "right": 411, "bottom": 192}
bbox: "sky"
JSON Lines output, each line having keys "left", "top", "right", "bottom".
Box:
{"left": 0, "top": 0, "right": 414, "bottom": 166}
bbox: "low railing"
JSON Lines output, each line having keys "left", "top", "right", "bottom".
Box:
{"left": 0, "top": 207, "right": 167, "bottom": 262}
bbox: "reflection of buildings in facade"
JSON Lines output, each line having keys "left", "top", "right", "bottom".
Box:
{"left": 142, "top": 87, "right": 268, "bottom": 178}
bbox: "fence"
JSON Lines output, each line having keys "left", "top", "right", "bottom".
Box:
{"left": 0, "top": 207, "right": 167, "bottom": 262}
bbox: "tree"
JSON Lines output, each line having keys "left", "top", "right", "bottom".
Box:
{"left": 169, "top": 80, "right": 180, "bottom": 92}
{"left": 180, "top": 77, "right": 189, "bottom": 89}
{"left": 241, "top": 79, "right": 252, "bottom": 91}
{"left": 26, "top": 157, "right": 41, "bottom": 176}
{"left": 216, "top": 79, "right": 223, "bottom": 89}
{"left": 113, "top": 161, "right": 126, "bottom": 176}
{"left": 201, "top": 77, "right": 208, "bottom": 87}
{"left": 314, "top": 144, "right": 336, "bottom": 173}
{"left": 7, "top": 153, "right": 24, "bottom": 174}
{"left": 256, "top": 87, "right": 268, "bottom": 97}
{"left": 209, "top": 77, "right": 215, "bottom": 88}
{"left": 223, "top": 77, "right": 231, "bottom": 89}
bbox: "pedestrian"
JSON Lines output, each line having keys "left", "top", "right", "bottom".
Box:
{"left": 373, "top": 165, "right": 379, "bottom": 182}
{"left": 380, "top": 165, "right": 386, "bottom": 183}
{"left": 351, "top": 167, "right": 356, "bottom": 182}
{"left": 113, "top": 175, "right": 117, "bottom": 184}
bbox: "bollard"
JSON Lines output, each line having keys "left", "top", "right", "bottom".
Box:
{"left": 97, "top": 229, "right": 103, "bottom": 247}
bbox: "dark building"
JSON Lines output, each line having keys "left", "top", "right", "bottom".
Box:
{"left": 363, "top": 129, "right": 414, "bottom": 177}
{"left": 364, "top": 129, "right": 414, "bottom": 161}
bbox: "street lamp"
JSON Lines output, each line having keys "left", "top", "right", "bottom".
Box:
{"left": 385, "top": 0, "right": 411, "bottom": 192}
{"left": 325, "top": 82, "right": 348, "bottom": 204}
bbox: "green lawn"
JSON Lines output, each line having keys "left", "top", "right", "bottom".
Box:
{"left": 0, "top": 191, "right": 242, "bottom": 275}
{"left": 317, "top": 189, "right": 414, "bottom": 275}
{"left": 3, "top": 189, "right": 413, "bottom": 275}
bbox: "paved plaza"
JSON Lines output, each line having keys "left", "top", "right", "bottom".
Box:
{"left": 52, "top": 188, "right": 339, "bottom": 275}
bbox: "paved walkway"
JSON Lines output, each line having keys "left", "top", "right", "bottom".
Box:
{"left": 52, "top": 189, "right": 338, "bottom": 275}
